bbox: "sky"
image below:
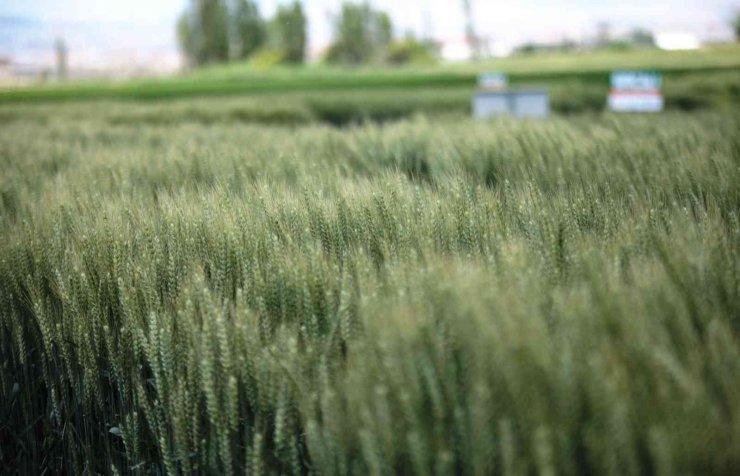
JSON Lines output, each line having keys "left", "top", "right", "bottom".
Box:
{"left": 1, "top": 0, "right": 737, "bottom": 73}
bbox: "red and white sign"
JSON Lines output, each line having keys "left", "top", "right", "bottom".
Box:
{"left": 609, "top": 71, "right": 664, "bottom": 113}
{"left": 608, "top": 90, "right": 664, "bottom": 113}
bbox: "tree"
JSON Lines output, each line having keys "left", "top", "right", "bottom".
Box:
{"left": 385, "top": 37, "right": 437, "bottom": 65}
{"left": 326, "top": 2, "right": 394, "bottom": 65}
{"left": 177, "top": 11, "right": 197, "bottom": 67}
{"left": 629, "top": 28, "right": 655, "bottom": 48}
{"left": 230, "top": 0, "right": 266, "bottom": 60}
{"left": 54, "top": 38, "right": 67, "bottom": 80}
{"left": 177, "top": 0, "right": 265, "bottom": 67}
{"left": 197, "top": 0, "right": 230, "bottom": 64}
{"left": 733, "top": 11, "right": 740, "bottom": 41}
{"left": 374, "top": 11, "right": 392, "bottom": 50}
{"left": 272, "top": 1, "right": 307, "bottom": 64}
{"left": 177, "top": 0, "right": 230, "bottom": 66}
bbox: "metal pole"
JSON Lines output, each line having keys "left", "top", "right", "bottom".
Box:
{"left": 461, "top": 0, "right": 479, "bottom": 60}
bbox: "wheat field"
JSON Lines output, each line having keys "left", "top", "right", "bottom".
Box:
{"left": 1, "top": 108, "right": 739, "bottom": 474}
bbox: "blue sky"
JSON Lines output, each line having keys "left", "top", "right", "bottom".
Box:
{"left": 1, "top": 0, "right": 737, "bottom": 71}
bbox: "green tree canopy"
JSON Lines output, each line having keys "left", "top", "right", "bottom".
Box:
{"left": 196, "top": 0, "right": 230, "bottom": 65}
{"left": 177, "top": 11, "right": 197, "bottom": 67}
{"left": 177, "top": 0, "right": 265, "bottom": 67}
{"left": 629, "top": 28, "right": 655, "bottom": 48}
{"left": 230, "top": 0, "right": 266, "bottom": 60}
{"left": 326, "top": 2, "right": 394, "bottom": 65}
{"left": 272, "top": 1, "right": 307, "bottom": 64}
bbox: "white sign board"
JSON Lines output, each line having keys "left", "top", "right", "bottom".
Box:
{"left": 473, "top": 90, "right": 549, "bottom": 119}
{"left": 479, "top": 72, "right": 508, "bottom": 90}
{"left": 609, "top": 71, "right": 663, "bottom": 113}
{"left": 608, "top": 93, "right": 665, "bottom": 113}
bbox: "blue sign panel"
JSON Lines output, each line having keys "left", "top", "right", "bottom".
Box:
{"left": 611, "top": 71, "right": 662, "bottom": 91}
{"left": 479, "top": 72, "right": 508, "bottom": 90}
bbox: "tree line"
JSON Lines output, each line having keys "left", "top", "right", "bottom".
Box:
{"left": 177, "top": 0, "right": 436, "bottom": 68}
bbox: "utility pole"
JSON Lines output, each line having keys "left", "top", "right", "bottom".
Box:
{"left": 422, "top": 8, "right": 434, "bottom": 43}
{"left": 461, "top": 0, "right": 479, "bottom": 60}
{"left": 55, "top": 38, "right": 67, "bottom": 81}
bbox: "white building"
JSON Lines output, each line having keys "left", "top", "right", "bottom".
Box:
{"left": 655, "top": 32, "right": 701, "bottom": 50}
{"left": 439, "top": 37, "right": 512, "bottom": 62}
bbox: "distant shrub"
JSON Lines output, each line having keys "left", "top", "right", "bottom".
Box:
{"left": 248, "top": 48, "right": 289, "bottom": 68}
{"left": 385, "top": 39, "right": 438, "bottom": 66}
{"left": 550, "top": 83, "right": 606, "bottom": 114}
{"left": 107, "top": 102, "right": 313, "bottom": 126}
